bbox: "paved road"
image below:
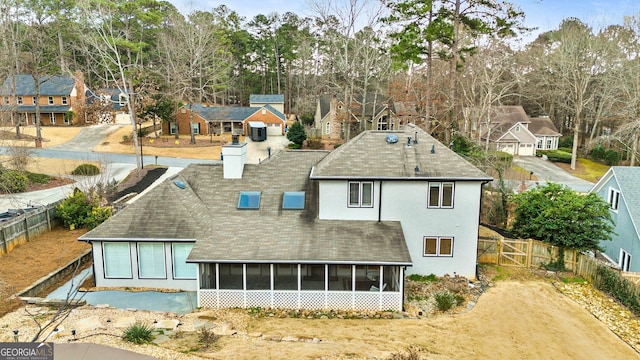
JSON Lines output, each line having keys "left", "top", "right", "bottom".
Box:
{"left": 512, "top": 156, "right": 594, "bottom": 193}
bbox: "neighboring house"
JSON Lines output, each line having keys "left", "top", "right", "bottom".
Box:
{"left": 166, "top": 96, "right": 286, "bottom": 137}
{"left": 79, "top": 125, "right": 491, "bottom": 311}
{"left": 0, "top": 73, "right": 87, "bottom": 126}
{"left": 590, "top": 166, "right": 640, "bottom": 272}
{"left": 249, "top": 94, "right": 285, "bottom": 115}
{"left": 529, "top": 116, "right": 561, "bottom": 151}
{"left": 86, "top": 88, "right": 130, "bottom": 125}
{"left": 476, "top": 106, "right": 560, "bottom": 156}
{"left": 314, "top": 94, "right": 399, "bottom": 140}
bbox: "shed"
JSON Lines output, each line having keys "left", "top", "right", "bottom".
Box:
{"left": 248, "top": 121, "right": 267, "bottom": 141}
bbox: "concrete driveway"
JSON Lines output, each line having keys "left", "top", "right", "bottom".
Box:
{"left": 48, "top": 123, "right": 126, "bottom": 152}
{"left": 512, "top": 156, "right": 594, "bottom": 193}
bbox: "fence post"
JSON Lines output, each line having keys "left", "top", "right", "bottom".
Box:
{"left": 46, "top": 204, "right": 52, "bottom": 231}
{"left": 24, "top": 214, "right": 30, "bottom": 242}
{"left": 497, "top": 239, "right": 503, "bottom": 265}
{"left": 527, "top": 239, "right": 533, "bottom": 268}
{"left": 0, "top": 226, "right": 6, "bottom": 254}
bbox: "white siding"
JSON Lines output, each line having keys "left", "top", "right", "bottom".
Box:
{"left": 91, "top": 241, "right": 198, "bottom": 291}
{"left": 318, "top": 179, "right": 483, "bottom": 279}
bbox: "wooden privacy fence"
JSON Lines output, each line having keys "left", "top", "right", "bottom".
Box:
{"left": 478, "top": 237, "right": 578, "bottom": 271}
{"left": 0, "top": 201, "right": 61, "bottom": 256}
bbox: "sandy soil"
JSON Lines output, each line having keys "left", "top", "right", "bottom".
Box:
{"left": 207, "top": 280, "right": 639, "bottom": 359}
{"left": 0, "top": 227, "right": 90, "bottom": 316}
{"left": 0, "top": 126, "right": 82, "bottom": 148}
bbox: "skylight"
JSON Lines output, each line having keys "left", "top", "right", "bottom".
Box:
{"left": 238, "top": 191, "right": 261, "bottom": 209}
{"left": 283, "top": 192, "right": 305, "bottom": 209}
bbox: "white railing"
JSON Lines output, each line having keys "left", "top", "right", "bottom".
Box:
{"left": 198, "top": 289, "right": 402, "bottom": 311}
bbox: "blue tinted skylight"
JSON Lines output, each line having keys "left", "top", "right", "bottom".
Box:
{"left": 283, "top": 192, "right": 305, "bottom": 209}
{"left": 238, "top": 191, "right": 261, "bottom": 209}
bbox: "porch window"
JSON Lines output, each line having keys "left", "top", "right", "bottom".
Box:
{"left": 328, "top": 265, "right": 352, "bottom": 291}
{"left": 137, "top": 242, "right": 166, "bottom": 279}
{"left": 103, "top": 242, "right": 132, "bottom": 278}
{"left": 546, "top": 139, "right": 552, "bottom": 149}
{"left": 607, "top": 188, "right": 620, "bottom": 211}
{"left": 199, "top": 263, "right": 217, "bottom": 289}
{"left": 424, "top": 236, "right": 454, "bottom": 257}
{"left": 301, "top": 264, "right": 325, "bottom": 290}
{"left": 382, "top": 266, "right": 400, "bottom": 292}
{"left": 48, "top": 96, "right": 54, "bottom": 105}
{"left": 172, "top": 243, "right": 196, "bottom": 279}
{"left": 355, "top": 265, "right": 380, "bottom": 291}
{"left": 428, "top": 182, "right": 454, "bottom": 208}
{"left": 246, "top": 263, "right": 270, "bottom": 290}
{"left": 219, "top": 263, "right": 243, "bottom": 289}
{"left": 62, "top": 96, "right": 68, "bottom": 105}
{"left": 348, "top": 181, "right": 373, "bottom": 207}
{"left": 274, "top": 264, "right": 298, "bottom": 290}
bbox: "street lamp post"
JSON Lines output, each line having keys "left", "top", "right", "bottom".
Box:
{"left": 138, "top": 120, "right": 144, "bottom": 169}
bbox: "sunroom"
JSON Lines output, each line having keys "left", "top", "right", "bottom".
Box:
{"left": 196, "top": 262, "right": 406, "bottom": 311}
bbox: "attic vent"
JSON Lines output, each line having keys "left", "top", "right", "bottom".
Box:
{"left": 385, "top": 134, "right": 398, "bottom": 144}
{"left": 173, "top": 179, "right": 186, "bottom": 189}
{"left": 180, "top": 108, "right": 186, "bottom": 114}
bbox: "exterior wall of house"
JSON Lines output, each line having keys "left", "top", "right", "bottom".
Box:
{"left": 244, "top": 108, "right": 285, "bottom": 135}
{"left": 318, "top": 180, "right": 483, "bottom": 279}
{"left": 90, "top": 241, "right": 198, "bottom": 291}
{"left": 171, "top": 108, "right": 210, "bottom": 135}
{"left": 594, "top": 177, "right": 640, "bottom": 272}
{"left": 250, "top": 102, "right": 284, "bottom": 114}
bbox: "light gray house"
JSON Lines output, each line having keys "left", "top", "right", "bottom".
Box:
{"left": 79, "top": 125, "right": 491, "bottom": 311}
{"left": 590, "top": 166, "right": 640, "bottom": 272}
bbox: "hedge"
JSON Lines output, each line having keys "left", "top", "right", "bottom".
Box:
{"left": 545, "top": 150, "right": 572, "bottom": 163}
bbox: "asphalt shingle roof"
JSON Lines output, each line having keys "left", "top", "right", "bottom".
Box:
{"left": 529, "top": 116, "right": 561, "bottom": 136}
{"left": 0, "top": 74, "right": 75, "bottom": 96}
{"left": 189, "top": 104, "right": 260, "bottom": 121}
{"left": 611, "top": 166, "right": 640, "bottom": 236}
{"left": 249, "top": 94, "right": 284, "bottom": 104}
{"left": 311, "top": 125, "right": 492, "bottom": 180}
{"left": 80, "top": 150, "right": 412, "bottom": 265}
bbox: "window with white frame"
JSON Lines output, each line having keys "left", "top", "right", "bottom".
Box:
{"left": 137, "top": 242, "right": 166, "bottom": 279}
{"left": 32, "top": 96, "right": 37, "bottom": 105}
{"left": 325, "top": 122, "right": 330, "bottom": 135}
{"left": 620, "top": 249, "right": 632, "bottom": 272}
{"left": 428, "top": 182, "right": 454, "bottom": 208}
{"left": 546, "top": 139, "right": 552, "bottom": 149}
{"left": 62, "top": 96, "right": 68, "bottom": 105}
{"left": 537, "top": 139, "right": 543, "bottom": 149}
{"left": 17, "top": 96, "right": 22, "bottom": 105}
{"left": 48, "top": 96, "right": 54, "bottom": 105}
{"left": 348, "top": 181, "right": 373, "bottom": 207}
{"left": 608, "top": 188, "right": 620, "bottom": 210}
{"left": 192, "top": 122, "right": 200, "bottom": 135}
{"left": 170, "top": 123, "right": 177, "bottom": 134}
{"left": 103, "top": 242, "right": 132, "bottom": 278}
{"left": 172, "top": 243, "right": 196, "bottom": 279}
{"left": 515, "top": 124, "right": 520, "bottom": 132}
{"left": 423, "top": 236, "right": 454, "bottom": 257}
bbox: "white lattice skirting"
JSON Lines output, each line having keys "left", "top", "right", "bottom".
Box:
{"left": 199, "top": 290, "right": 402, "bottom": 311}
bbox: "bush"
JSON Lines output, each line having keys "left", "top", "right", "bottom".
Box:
{"left": 558, "top": 136, "right": 573, "bottom": 148}
{"left": 545, "top": 150, "right": 572, "bottom": 163}
{"left": 604, "top": 149, "right": 620, "bottom": 165}
{"left": 71, "top": 164, "right": 100, "bottom": 176}
{"left": 433, "top": 290, "right": 456, "bottom": 311}
{"left": 288, "top": 143, "right": 302, "bottom": 149}
{"left": 489, "top": 151, "right": 513, "bottom": 167}
{"left": 198, "top": 327, "right": 219, "bottom": 349}
{"left": 305, "top": 139, "right": 324, "bottom": 149}
{"left": 85, "top": 206, "right": 113, "bottom": 230}
{"left": 286, "top": 121, "right": 307, "bottom": 146}
{"left": 407, "top": 273, "right": 437, "bottom": 282}
{"left": 122, "top": 322, "right": 155, "bottom": 344}
{"left": 56, "top": 189, "right": 112, "bottom": 230}
{"left": 590, "top": 145, "right": 605, "bottom": 160}
{"left": 535, "top": 150, "right": 548, "bottom": 157}
{"left": 557, "top": 147, "right": 573, "bottom": 153}
{"left": 594, "top": 265, "right": 640, "bottom": 316}
{"left": 0, "top": 170, "right": 28, "bottom": 193}
{"left": 25, "top": 172, "right": 50, "bottom": 184}
{"left": 299, "top": 113, "right": 315, "bottom": 126}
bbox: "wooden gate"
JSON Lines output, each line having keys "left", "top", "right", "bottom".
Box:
{"left": 499, "top": 239, "right": 531, "bottom": 267}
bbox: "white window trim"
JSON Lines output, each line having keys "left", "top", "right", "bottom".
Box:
{"left": 170, "top": 123, "right": 177, "bottom": 135}
{"left": 325, "top": 122, "right": 330, "bottom": 135}
{"left": 17, "top": 96, "right": 22, "bottom": 105}
{"left": 607, "top": 187, "right": 620, "bottom": 211}
{"left": 620, "top": 249, "right": 632, "bottom": 272}
{"left": 427, "top": 182, "right": 455, "bottom": 209}
{"left": 192, "top": 122, "right": 200, "bottom": 135}
{"left": 48, "top": 96, "right": 54, "bottom": 105}
{"left": 348, "top": 181, "right": 374, "bottom": 208}
{"left": 102, "top": 242, "right": 133, "bottom": 279}
{"left": 423, "top": 236, "right": 454, "bottom": 257}
{"left": 61, "top": 96, "right": 68, "bottom": 105}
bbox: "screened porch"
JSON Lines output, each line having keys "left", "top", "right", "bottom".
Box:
{"left": 197, "top": 263, "right": 404, "bottom": 311}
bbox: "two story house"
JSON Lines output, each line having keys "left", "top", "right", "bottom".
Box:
{"left": 79, "top": 125, "right": 491, "bottom": 311}
{"left": 590, "top": 166, "right": 640, "bottom": 272}
{"left": 0, "top": 73, "right": 87, "bottom": 126}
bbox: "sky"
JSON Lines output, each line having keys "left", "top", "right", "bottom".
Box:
{"left": 169, "top": 0, "right": 640, "bottom": 42}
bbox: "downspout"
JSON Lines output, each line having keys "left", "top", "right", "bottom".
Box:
{"left": 378, "top": 180, "right": 383, "bottom": 222}
{"left": 476, "top": 180, "right": 491, "bottom": 281}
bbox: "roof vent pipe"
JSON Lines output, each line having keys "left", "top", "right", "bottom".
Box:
{"left": 431, "top": 144, "right": 436, "bottom": 154}
{"left": 407, "top": 136, "right": 412, "bottom": 147}
{"left": 414, "top": 131, "right": 418, "bottom": 144}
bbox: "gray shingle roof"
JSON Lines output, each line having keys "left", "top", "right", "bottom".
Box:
{"left": 0, "top": 105, "right": 70, "bottom": 113}
{"left": 249, "top": 94, "right": 284, "bottom": 104}
{"left": 311, "top": 125, "right": 492, "bottom": 180}
{"left": 529, "top": 116, "right": 561, "bottom": 136}
{"left": 611, "top": 166, "right": 640, "bottom": 235}
{"left": 482, "top": 106, "right": 531, "bottom": 141}
{"left": 80, "top": 150, "right": 411, "bottom": 265}
{"left": 262, "top": 104, "right": 286, "bottom": 121}
{"left": 189, "top": 104, "right": 260, "bottom": 121}
{"left": 0, "top": 74, "right": 75, "bottom": 96}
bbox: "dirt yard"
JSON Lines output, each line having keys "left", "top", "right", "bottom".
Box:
{"left": 0, "top": 226, "right": 90, "bottom": 316}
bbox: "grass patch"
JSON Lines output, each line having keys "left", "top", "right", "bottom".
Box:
{"left": 575, "top": 158, "right": 609, "bottom": 182}
{"left": 407, "top": 274, "right": 437, "bottom": 283}
{"left": 25, "top": 171, "right": 50, "bottom": 184}
{"left": 561, "top": 276, "right": 586, "bottom": 284}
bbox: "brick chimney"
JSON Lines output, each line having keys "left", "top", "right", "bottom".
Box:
{"left": 222, "top": 135, "right": 247, "bottom": 179}
{"left": 71, "top": 71, "right": 86, "bottom": 125}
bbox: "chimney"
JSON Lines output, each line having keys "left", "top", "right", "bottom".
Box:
{"left": 222, "top": 136, "right": 247, "bottom": 179}
{"left": 71, "top": 71, "right": 86, "bottom": 125}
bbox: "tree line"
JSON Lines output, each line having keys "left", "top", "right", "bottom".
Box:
{"left": 0, "top": 0, "right": 639, "bottom": 166}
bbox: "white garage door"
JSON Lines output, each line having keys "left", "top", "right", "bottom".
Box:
{"left": 500, "top": 144, "right": 515, "bottom": 155}
{"left": 518, "top": 143, "right": 535, "bottom": 156}
{"left": 267, "top": 123, "right": 282, "bottom": 136}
